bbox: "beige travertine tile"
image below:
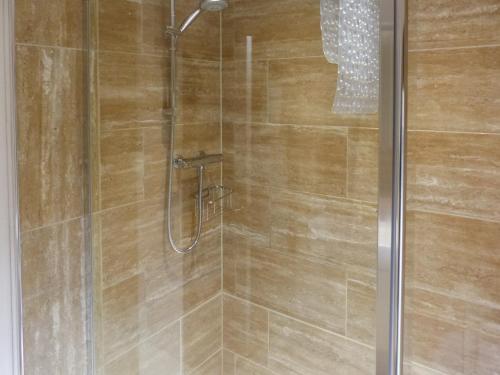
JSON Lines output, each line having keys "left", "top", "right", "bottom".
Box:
{"left": 16, "top": 45, "right": 84, "bottom": 231}
{"left": 182, "top": 296, "right": 222, "bottom": 373}
{"left": 190, "top": 351, "right": 223, "bottom": 375}
{"left": 222, "top": 61, "right": 268, "bottom": 124}
{"left": 99, "top": 202, "right": 142, "bottom": 288}
{"left": 406, "top": 363, "right": 447, "bottom": 375}
{"left": 346, "top": 271, "right": 376, "bottom": 347}
{"left": 407, "top": 132, "right": 500, "bottom": 221}
{"left": 21, "top": 219, "right": 84, "bottom": 300}
{"left": 223, "top": 182, "right": 271, "bottom": 243}
{"left": 99, "top": 52, "right": 169, "bottom": 131}
{"left": 99, "top": 0, "right": 142, "bottom": 53}
{"left": 144, "top": 267, "right": 221, "bottom": 331}
{"left": 408, "top": 47, "right": 500, "bottom": 133}
{"left": 270, "top": 190, "right": 377, "bottom": 271}
{"left": 141, "top": 2, "right": 170, "bottom": 55}
{"left": 268, "top": 57, "right": 377, "bottom": 127}
{"left": 223, "top": 350, "right": 236, "bottom": 375}
{"left": 23, "top": 288, "right": 88, "bottom": 375}
{"left": 235, "top": 357, "right": 275, "bottom": 375}
{"left": 103, "top": 322, "right": 181, "bottom": 375}
{"left": 406, "top": 211, "right": 500, "bottom": 307}
{"left": 223, "top": 231, "right": 346, "bottom": 334}
{"left": 15, "top": 0, "right": 84, "bottom": 48}
{"left": 101, "top": 275, "right": 146, "bottom": 362}
{"left": 223, "top": 123, "right": 347, "bottom": 196}
{"left": 406, "top": 312, "right": 465, "bottom": 374}
{"left": 223, "top": 295, "right": 269, "bottom": 366}
{"left": 408, "top": 0, "right": 500, "bottom": 50}
{"left": 177, "top": 58, "right": 221, "bottom": 125}
{"left": 222, "top": 0, "right": 322, "bottom": 60}
{"left": 268, "top": 313, "right": 374, "bottom": 375}
{"left": 347, "top": 128, "right": 378, "bottom": 202}
{"left": 100, "top": 129, "right": 145, "bottom": 209}
{"left": 464, "top": 329, "right": 500, "bottom": 375}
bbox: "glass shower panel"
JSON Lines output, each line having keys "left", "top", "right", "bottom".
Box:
{"left": 221, "top": 0, "right": 379, "bottom": 373}
{"left": 404, "top": 1, "right": 500, "bottom": 374}
{"left": 89, "top": 0, "right": 380, "bottom": 374}
{"left": 89, "top": 0, "right": 223, "bottom": 373}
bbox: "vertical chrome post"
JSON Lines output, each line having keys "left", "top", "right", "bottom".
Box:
{"left": 377, "top": 0, "right": 407, "bottom": 374}
{"left": 0, "top": 0, "right": 23, "bottom": 374}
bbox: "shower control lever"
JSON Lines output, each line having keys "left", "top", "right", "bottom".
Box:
{"left": 173, "top": 152, "right": 223, "bottom": 169}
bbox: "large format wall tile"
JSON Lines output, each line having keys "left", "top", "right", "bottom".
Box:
{"left": 21, "top": 219, "right": 84, "bottom": 300}
{"left": 222, "top": 0, "right": 322, "bottom": 60}
{"left": 190, "top": 351, "right": 223, "bottom": 375}
{"left": 222, "top": 61, "right": 268, "bottom": 124}
{"left": 223, "top": 182, "right": 272, "bottom": 243}
{"left": 346, "top": 271, "right": 376, "bottom": 347}
{"left": 16, "top": 0, "right": 84, "bottom": 48}
{"left": 99, "top": 0, "right": 142, "bottom": 53}
{"left": 22, "top": 220, "right": 87, "bottom": 375}
{"left": 270, "top": 190, "right": 377, "bottom": 271}
{"left": 268, "top": 57, "right": 377, "bottom": 127}
{"left": 177, "top": 58, "right": 221, "bottom": 125}
{"left": 223, "top": 123, "right": 347, "bottom": 196}
{"left": 347, "top": 128, "right": 378, "bottom": 203}
{"left": 408, "top": 47, "right": 500, "bottom": 133}
{"left": 406, "top": 312, "right": 465, "bottom": 374}
{"left": 100, "top": 129, "right": 145, "bottom": 209}
{"left": 223, "top": 295, "right": 269, "bottom": 366}
{"left": 406, "top": 210, "right": 500, "bottom": 308}
{"left": 99, "top": 52, "right": 169, "bottom": 131}
{"left": 16, "top": 45, "right": 84, "bottom": 231}
{"left": 103, "top": 322, "right": 181, "bottom": 375}
{"left": 223, "top": 231, "right": 346, "bottom": 334}
{"left": 268, "top": 313, "right": 374, "bottom": 375}
{"left": 235, "top": 357, "right": 275, "bottom": 375}
{"left": 23, "top": 287, "right": 88, "bottom": 375}
{"left": 182, "top": 296, "right": 223, "bottom": 373}
{"left": 407, "top": 131, "right": 500, "bottom": 221}
{"left": 408, "top": 0, "right": 500, "bottom": 50}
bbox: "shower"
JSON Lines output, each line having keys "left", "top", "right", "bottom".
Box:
{"left": 166, "top": 0, "right": 228, "bottom": 254}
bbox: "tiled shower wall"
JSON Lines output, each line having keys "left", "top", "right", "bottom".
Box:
{"left": 91, "top": 0, "right": 224, "bottom": 374}
{"left": 221, "top": 0, "right": 379, "bottom": 373}
{"left": 404, "top": 0, "right": 500, "bottom": 374}
{"left": 15, "top": 0, "right": 88, "bottom": 373}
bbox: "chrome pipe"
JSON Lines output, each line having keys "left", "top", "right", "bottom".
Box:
{"left": 166, "top": 0, "right": 205, "bottom": 254}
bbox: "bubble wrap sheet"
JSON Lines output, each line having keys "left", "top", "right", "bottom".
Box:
{"left": 321, "top": 0, "right": 379, "bottom": 114}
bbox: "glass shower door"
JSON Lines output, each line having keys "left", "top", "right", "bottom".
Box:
{"left": 88, "top": 0, "right": 385, "bottom": 374}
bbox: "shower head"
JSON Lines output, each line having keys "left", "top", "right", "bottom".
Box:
{"left": 201, "top": 0, "right": 228, "bottom": 11}
{"left": 178, "top": 0, "right": 228, "bottom": 34}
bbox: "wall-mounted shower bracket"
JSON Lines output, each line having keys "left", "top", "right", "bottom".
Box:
{"left": 174, "top": 152, "right": 223, "bottom": 169}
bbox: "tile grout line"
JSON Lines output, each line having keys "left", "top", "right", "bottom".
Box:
{"left": 100, "top": 292, "right": 223, "bottom": 368}
{"left": 22, "top": 215, "right": 85, "bottom": 234}
{"left": 225, "top": 349, "right": 280, "bottom": 375}
{"left": 223, "top": 292, "right": 374, "bottom": 351}
{"left": 409, "top": 43, "right": 500, "bottom": 53}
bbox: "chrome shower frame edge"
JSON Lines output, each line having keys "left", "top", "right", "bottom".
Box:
{"left": 377, "top": 0, "right": 408, "bottom": 374}
{"left": 0, "top": 0, "right": 24, "bottom": 373}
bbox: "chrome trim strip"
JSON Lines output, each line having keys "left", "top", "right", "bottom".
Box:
{"left": 377, "top": 0, "right": 407, "bottom": 374}
{"left": 0, "top": 0, "right": 23, "bottom": 373}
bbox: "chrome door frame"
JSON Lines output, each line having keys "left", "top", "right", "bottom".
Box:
{"left": 0, "top": 0, "right": 23, "bottom": 374}
{"left": 377, "top": 0, "right": 408, "bottom": 374}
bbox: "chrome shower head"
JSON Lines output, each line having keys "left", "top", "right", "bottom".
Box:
{"left": 178, "top": 0, "right": 228, "bottom": 34}
{"left": 200, "top": 0, "right": 228, "bottom": 11}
